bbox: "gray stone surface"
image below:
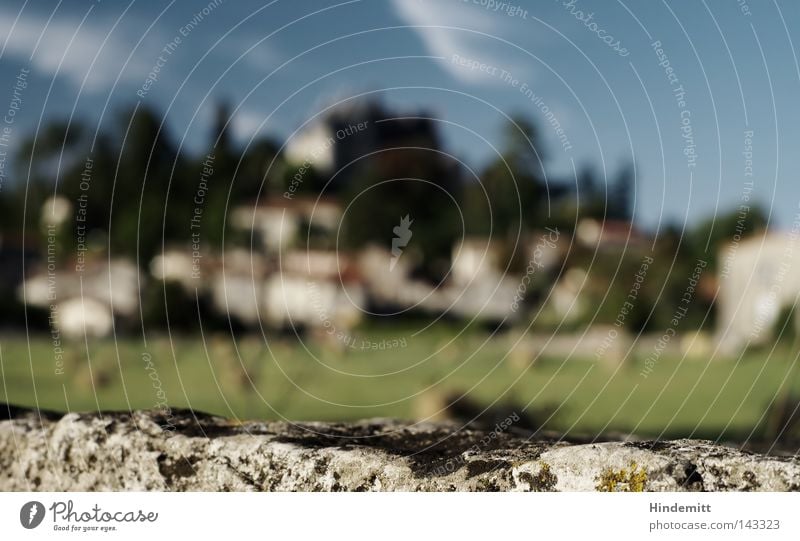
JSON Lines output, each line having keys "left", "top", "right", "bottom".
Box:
{"left": 1, "top": 405, "right": 799, "bottom": 491}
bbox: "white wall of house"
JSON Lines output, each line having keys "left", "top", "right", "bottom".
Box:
{"left": 263, "top": 274, "right": 365, "bottom": 330}
{"left": 717, "top": 232, "right": 800, "bottom": 353}
{"left": 21, "top": 260, "right": 137, "bottom": 339}
{"left": 58, "top": 297, "right": 113, "bottom": 338}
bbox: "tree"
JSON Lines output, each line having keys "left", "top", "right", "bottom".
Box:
{"left": 609, "top": 162, "right": 635, "bottom": 221}
{"left": 465, "top": 116, "right": 548, "bottom": 239}
{"left": 344, "top": 147, "right": 463, "bottom": 281}
{"left": 684, "top": 205, "right": 768, "bottom": 266}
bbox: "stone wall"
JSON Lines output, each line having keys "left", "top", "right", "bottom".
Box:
{"left": 1, "top": 405, "right": 798, "bottom": 491}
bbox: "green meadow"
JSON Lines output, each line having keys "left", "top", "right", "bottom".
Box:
{"left": 2, "top": 326, "right": 798, "bottom": 442}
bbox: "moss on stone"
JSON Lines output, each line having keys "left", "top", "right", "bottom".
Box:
{"left": 596, "top": 462, "right": 647, "bottom": 492}
{"left": 517, "top": 462, "right": 558, "bottom": 491}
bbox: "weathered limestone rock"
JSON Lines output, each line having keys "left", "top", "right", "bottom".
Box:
{"left": 1, "top": 405, "right": 798, "bottom": 491}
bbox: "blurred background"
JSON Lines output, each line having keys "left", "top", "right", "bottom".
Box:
{"left": 1, "top": 0, "right": 800, "bottom": 450}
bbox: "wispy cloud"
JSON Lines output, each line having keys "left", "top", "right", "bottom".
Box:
{"left": 390, "top": 0, "right": 532, "bottom": 85}
{"left": 232, "top": 108, "right": 268, "bottom": 141}
{"left": 0, "top": 6, "right": 158, "bottom": 93}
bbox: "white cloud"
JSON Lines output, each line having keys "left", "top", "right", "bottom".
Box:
{"left": 390, "top": 0, "right": 532, "bottom": 85}
{"left": 233, "top": 108, "right": 268, "bottom": 141}
{"left": 0, "top": 8, "right": 157, "bottom": 93}
{"left": 228, "top": 40, "right": 280, "bottom": 73}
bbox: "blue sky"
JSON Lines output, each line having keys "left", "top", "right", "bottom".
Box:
{"left": 2, "top": 0, "right": 800, "bottom": 231}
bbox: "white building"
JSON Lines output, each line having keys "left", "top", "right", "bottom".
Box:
{"left": 285, "top": 122, "right": 336, "bottom": 172}
{"left": 230, "top": 196, "right": 342, "bottom": 254}
{"left": 717, "top": 232, "right": 800, "bottom": 354}
{"left": 21, "top": 259, "right": 139, "bottom": 338}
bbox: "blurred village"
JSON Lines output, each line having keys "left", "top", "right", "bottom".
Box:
{"left": 1, "top": 98, "right": 796, "bottom": 366}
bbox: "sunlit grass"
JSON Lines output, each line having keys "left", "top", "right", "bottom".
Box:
{"left": 2, "top": 328, "right": 798, "bottom": 441}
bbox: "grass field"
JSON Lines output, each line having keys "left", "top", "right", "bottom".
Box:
{"left": 2, "top": 325, "right": 799, "bottom": 441}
